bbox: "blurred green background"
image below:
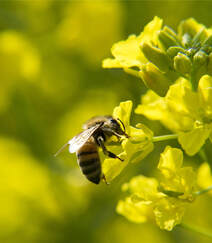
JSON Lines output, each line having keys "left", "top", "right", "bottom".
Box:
{"left": 1, "top": 0, "right": 212, "bottom": 242}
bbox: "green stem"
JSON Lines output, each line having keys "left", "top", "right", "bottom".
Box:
{"left": 152, "top": 134, "right": 178, "bottom": 142}
{"left": 180, "top": 222, "right": 212, "bottom": 238}
{"left": 124, "top": 68, "right": 140, "bottom": 78}
{"left": 194, "top": 185, "right": 212, "bottom": 196}
{"left": 198, "top": 148, "right": 208, "bottom": 162}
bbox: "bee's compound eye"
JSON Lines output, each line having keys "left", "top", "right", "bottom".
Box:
{"left": 110, "top": 119, "right": 117, "bottom": 124}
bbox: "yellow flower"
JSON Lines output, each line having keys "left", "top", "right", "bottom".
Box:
{"left": 136, "top": 75, "right": 212, "bottom": 155}
{"left": 158, "top": 146, "right": 196, "bottom": 200}
{"left": 102, "top": 101, "right": 154, "bottom": 183}
{"left": 116, "top": 147, "right": 196, "bottom": 231}
{"left": 103, "top": 16, "right": 162, "bottom": 70}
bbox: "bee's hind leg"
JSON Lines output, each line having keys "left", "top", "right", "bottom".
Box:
{"left": 102, "top": 174, "right": 109, "bottom": 185}
{"left": 97, "top": 136, "right": 124, "bottom": 162}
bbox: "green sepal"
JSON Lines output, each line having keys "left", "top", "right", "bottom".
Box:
{"left": 139, "top": 63, "right": 172, "bottom": 96}
{"left": 174, "top": 52, "right": 192, "bottom": 75}
{"left": 158, "top": 28, "right": 179, "bottom": 51}
{"left": 207, "top": 53, "right": 212, "bottom": 75}
{"left": 192, "top": 28, "right": 208, "bottom": 46}
{"left": 141, "top": 42, "right": 171, "bottom": 72}
{"left": 167, "top": 47, "right": 186, "bottom": 59}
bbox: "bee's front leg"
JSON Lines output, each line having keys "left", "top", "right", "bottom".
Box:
{"left": 97, "top": 136, "right": 124, "bottom": 162}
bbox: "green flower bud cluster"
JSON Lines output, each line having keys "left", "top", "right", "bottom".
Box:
{"left": 142, "top": 19, "right": 212, "bottom": 91}
{"left": 103, "top": 17, "right": 212, "bottom": 95}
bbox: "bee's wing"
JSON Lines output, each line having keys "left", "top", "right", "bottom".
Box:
{"left": 68, "top": 124, "right": 102, "bottom": 153}
{"left": 54, "top": 124, "right": 101, "bottom": 156}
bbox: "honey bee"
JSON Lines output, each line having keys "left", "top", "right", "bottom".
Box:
{"left": 55, "top": 116, "right": 128, "bottom": 184}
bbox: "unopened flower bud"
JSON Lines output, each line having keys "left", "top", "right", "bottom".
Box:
{"left": 192, "top": 28, "right": 207, "bottom": 46}
{"left": 141, "top": 42, "right": 171, "bottom": 72}
{"left": 207, "top": 52, "right": 212, "bottom": 75}
{"left": 192, "top": 51, "right": 208, "bottom": 90}
{"left": 158, "top": 28, "right": 179, "bottom": 50}
{"left": 203, "top": 35, "right": 212, "bottom": 46}
{"left": 167, "top": 46, "right": 186, "bottom": 59}
{"left": 174, "top": 52, "right": 192, "bottom": 75}
{"left": 193, "top": 50, "right": 208, "bottom": 67}
{"left": 139, "top": 63, "right": 172, "bottom": 96}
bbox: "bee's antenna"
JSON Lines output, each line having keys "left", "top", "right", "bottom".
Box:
{"left": 117, "top": 118, "right": 125, "bottom": 132}
{"left": 54, "top": 143, "right": 69, "bottom": 157}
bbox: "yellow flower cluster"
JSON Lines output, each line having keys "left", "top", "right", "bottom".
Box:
{"left": 116, "top": 147, "right": 196, "bottom": 231}
{"left": 103, "top": 101, "right": 153, "bottom": 183}
{"left": 102, "top": 17, "right": 212, "bottom": 232}
{"left": 103, "top": 17, "right": 212, "bottom": 95}
{"left": 136, "top": 75, "right": 212, "bottom": 155}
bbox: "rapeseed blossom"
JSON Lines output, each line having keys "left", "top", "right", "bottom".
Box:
{"left": 136, "top": 75, "right": 212, "bottom": 155}
{"left": 103, "top": 17, "right": 212, "bottom": 95}
{"left": 117, "top": 147, "right": 196, "bottom": 231}
{"left": 102, "top": 101, "right": 153, "bottom": 182}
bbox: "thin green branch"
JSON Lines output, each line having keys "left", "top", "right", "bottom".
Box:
{"left": 194, "top": 185, "right": 212, "bottom": 196}
{"left": 179, "top": 222, "right": 212, "bottom": 238}
{"left": 152, "top": 134, "right": 178, "bottom": 142}
{"left": 198, "top": 149, "right": 208, "bottom": 162}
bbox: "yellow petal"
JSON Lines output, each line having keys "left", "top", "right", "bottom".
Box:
{"left": 121, "top": 175, "right": 161, "bottom": 201}
{"left": 198, "top": 75, "right": 212, "bottom": 119}
{"left": 113, "top": 100, "right": 132, "bottom": 133}
{"left": 102, "top": 16, "right": 163, "bottom": 70}
{"left": 154, "top": 197, "right": 187, "bottom": 231}
{"left": 197, "top": 162, "right": 212, "bottom": 190}
{"left": 165, "top": 79, "right": 200, "bottom": 120}
{"left": 122, "top": 125, "right": 153, "bottom": 163}
{"left": 135, "top": 90, "right": 193, "bottom": 132}
{"left": 178, "top": 126, "right": 211, "bottom": 155}
{"left": 158, "top": 146, "right": 183, "bottom": 177}
{"left": 102, "top": 34, "right": 146, "bottom": 69}
{"left": 116, "top": 197, "right": 152, "bottom": 223}
{"left": 102, "top": 152, "right": 128, "bottom": 183}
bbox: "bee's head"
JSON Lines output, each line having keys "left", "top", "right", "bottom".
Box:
{"left": 104, "top": 117, "right": 129, "bottom": 138}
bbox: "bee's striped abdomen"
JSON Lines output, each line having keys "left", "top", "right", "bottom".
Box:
{"left": 77, "top": 139, "right": 101, "bottom": 184}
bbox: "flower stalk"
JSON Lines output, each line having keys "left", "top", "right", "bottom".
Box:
{"left": 179, "top": 223, "right": 212, "bottom": 238}
{"left": 152, "top": 134, "right": 178, "bottom": 142}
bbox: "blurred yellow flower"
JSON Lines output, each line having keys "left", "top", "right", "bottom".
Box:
{"left": 57, "top": 0, "right": 123, "bottom": 65}
{"left": 197, "top": 162, "right": 212, "bottom": 195}
{"left": 0, "top": 31, "right": 40, "bottom": 80}
{"left": 0, "top": 31, "right": 40, "bottom": 112}
{"left": 0, "top": 137, "right": 60, "bottom": 235}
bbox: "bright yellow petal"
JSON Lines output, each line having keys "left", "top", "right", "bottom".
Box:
{"left": 197, "top": 162, "right": 212, "bottom": 191}
{"left": 121, "top": 175, "right": 162, "bottom": 201}
{"left": 102, "top": 152, "right": 128, "bottom": 183}
{"left": 158, "top": 146, "right": 183, "bottom": 177}
{"left": 166, "top": 78, "right": 200, "bottom": 120}
{"left": 102, "top": 16, "right": 163, "bottom": 70}
{"left": 178, "top": 126, "right": 211, "bottom": 155}
{"left": 198, "top": 75, "right": 212, "bottom": 119}
{"left": 113, "top": 100, "right": 132, "bottom": 133}
{"left": 116, "top": 197, "right": 152, "bottom": 223}
{"left": 154, "top": 197, "right": 187, "bottom": 231}
{"left": 102, "top": 34, "right": 146, "bottom": 69}
{"left": 135, "top": 90, "right": 193, "bottom": 132}
{"left": 138, "top": 16, "right": 163, "bottom": 45}
{"left": 122, "top": 125, "right": 153, "bottom": 163}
